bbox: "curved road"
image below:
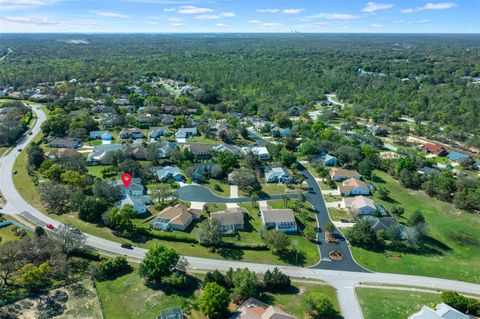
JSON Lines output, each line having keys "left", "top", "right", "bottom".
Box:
{"left": 1, "top": 106, "right": 479, "bottom": 319}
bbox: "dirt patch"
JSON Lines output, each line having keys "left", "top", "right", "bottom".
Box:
{"left": 1, "top": 279, "right": 102, "bottom": 319}
{"left": 384, "top": 253, "right": 403, "bottom": 260}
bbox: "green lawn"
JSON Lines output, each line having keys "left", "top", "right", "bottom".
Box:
{"left": 188, "top": 136, "right": 221, "bottom": 144}
{"left": 352, "top": 170, "right": 480, "bottom": 283}
{"left": 303, "top": 162, "right": 320, "bottom": 178}
{"left": 328, "top": 208, "right": 350, "bottom": 221}
{"left": 263, "top": 282, "right": 340, "bottom": 318}
{"left": 0, "top": 147, "right": 7, "bottom": 157}
{"left": 87, "top": 165, "right": 113, "bottom": 178}
{"left": 95, "top": 268, "right": 201, "bottom": 319}
{"left": 261, "top": 183, "right": 303, "bottom": 195}
{"left": 0, "top": 225, "right": 22, "bottom": 244}
{"left": 323, "top": 194, "right": 342, "bottom": 203}
{"left": 201, "top": 179, "right": 231, "bottom": 197}
{"left": 356, "top": 287, "right": 441, "bottom": 319}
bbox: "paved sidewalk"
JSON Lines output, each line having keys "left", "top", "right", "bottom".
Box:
{"left": 322, "top": 189, "right": 340, "bottom": 195}
{"left": 190, "top": 202, "right": 205, "bottom": 210}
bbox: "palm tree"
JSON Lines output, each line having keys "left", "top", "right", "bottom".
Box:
{"left": 281, "top": 194, "right": 290, "bottom": 208}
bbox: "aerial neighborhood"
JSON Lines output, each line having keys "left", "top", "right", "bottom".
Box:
{"left": 0, "top": 32, "right": 479, "bottom": 319}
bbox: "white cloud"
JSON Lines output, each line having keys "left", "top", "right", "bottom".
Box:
{"left": 361, "top": 2, "right": 393, "bottom": 13}
{"left": 303, "top": 13, "right": 360, "bottom": 21}
{"left": 402, "top": 2, "right": 457, "bottom": 13}
{"left": 178, "top": 5, "right": 213, "bottom": 14}
{"left": 171, "top": 22, "right": 183, "bottom": 26}
{"left": 216, "top": 23, "right": 226, "bottom": 27}
{"left": 146, "top": 20, "right": 159, "bottom": 24}
{"left": 168, "top": 17, "right": 182, "bottom": 22}
{"left": 370, "top": 23, "right": 382, "bottom": 27}
{"left": 256, "top": 8, "right": 280, "bottom": 13}
{"left": 163, "top": 7, "right": 176, "bottom": 12}
{"left": 90, "top": 11, "right": 130, "bottom": 18}
{"left": 247, "top": 19, "right": 262, "bottom": 24}
{"left": 314, "top": 22, "right": 330, "bottom": 26}
{"left": 0, "top": 0, "right": 53, "bottom": 8}
{"left": 219, "top": 12, "right": 236, "bottom": 18}
{"left": 259, "top": 22, "right": 284, "bottom": 30}
{"left": 2, "top": 15, "right": 59, "bottom": 25}
{"left": 281, "top": 9, "right": 304, "bottom": 14}
{"left": 195, "top": 14, "right": 219, "bottom": 20}
{"left": 417, "top": 19, "right": 429, "bottom": 23}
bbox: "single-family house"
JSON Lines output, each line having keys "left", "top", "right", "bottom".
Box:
{"left": 46, "top": 148, "right": 82, "bottom": 161}
{"left": 86, "top": 144, "right": 123, "bottom": 164}
{"left": 244, "top": 146, "right": 270, "bottom": 160}
{"left": 119, "top": 128, "right": 144, "bottom": 139}
{"left": 153, "top": 166, "right": 184, "bottom": 182}
{"left": 211, "top": 208, "right": 245, "bottom": 234}
{"left": 260, "top": 208, "right": 297, "bottom": 233}
{"left": 191, "top": 163, "right": 216, "bottom": 182}
{"left": 48, "top": 139, "right": 81, "bottom": 149}
{"left": 186, "top": 144, "right": 213, "bottom": 160}
{"left": 339, "top": 178, "right": 370, "bottom": 196}
{"left": 159, "top": 115, "right": 175, "bottom": 125}
{"left": 89, "top": 130, "right": 113, "bottom": 141}
{"left": 264, "top": 167, "right": 292, "bottom": 183}
{"left": 408, "top": 303, "right": 468, "bottom": 319}
{"left": 272, "top": 127, "right": 292, "bottom": 137}
{"left": 422, "top": 143, "right": 447, "bottom": 156}
{"left": 155, "top": 142, "right": 177, "bottom": 159}
{"left": 126, "top": 144, "right": 147, "bottom": 160}
{"left": 447, "top": 151, "right": 470, "bottom": 163}
{"left": 343, "top": 196, "right": 380, "bottom": 216}
{"left": 323, "top": 154, "right": 338, "bottom": 166}
{"left": 113, "top": 177, "right": 145, "bottom": 196}
{"left": 113, "top": 178, "right": 151, "bottom": 214}
{"left": 117, "top": 194, "right": 150, "bottom": 214}
{"left": 175, "top": 127, "right": 197, "bottom": 139}
{"left": 417, "top": 166, "right": 441, "bottom": 176}
{"left": 360, "top": 215, "right": 405, "bottom": 237}
{"left": 329, "top": 168, "right": 361, "bottom": 182}
{"left": 148, "top": 127, "right": 169, "bottom": 139}
{"left": 231, "top": 297, "right": 295, "bottom": 319}
{"left": 213, "top": 144, "right": 242, "bottom": 157}
{"left": 151, "top": 204, "right": 198, "bottom": 231}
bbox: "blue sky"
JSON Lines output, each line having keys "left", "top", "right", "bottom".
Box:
{"left": 0, "top": 0, "right": 478, "bottom": 33}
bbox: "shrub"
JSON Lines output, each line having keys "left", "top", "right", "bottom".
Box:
{"left": 91, "top": 257, "right": 131, "bottom": 281}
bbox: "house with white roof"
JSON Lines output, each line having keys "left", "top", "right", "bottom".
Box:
{"left": 153, "top": 166, "right": 184, "bottom": 182}
{"left": 264, "top": 167, "right": 292, "bottom": 183}
{"left": 243, "top": 146, "right": 270, "bottom": 160}
{"left": 343, "top": 196, "right": 379, "bottom": 216}
{"left": 409, "top": 303, "right": 468, "bottom": 319}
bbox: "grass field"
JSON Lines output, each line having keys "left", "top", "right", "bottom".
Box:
{"left": 351, "top": 170, "right": 480, "bottom": 283}
{"left": 328, "top": 208, "right": 350, "bottom": 221}
{"left": 202, "top": 179, "right": 231, "bottom": 197}
{"left": 0, "top": 147, "right": 8, "bottom": 157}
{"left": 95, "top": 270, "right": 201, "bottom": 319}
{"left": 263, "top": 282, "right": 340, "bottom": 318}
{"left": 356, "top": 287, "right": 441, "bottom": 319}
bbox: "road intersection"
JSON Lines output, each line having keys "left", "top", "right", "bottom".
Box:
{"left": 0, "top": 105, "right": 479, "bottom": 319}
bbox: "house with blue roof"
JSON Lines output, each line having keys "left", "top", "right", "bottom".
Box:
{"left": 447, "top": 151, "right": 470, "bottom": 163}
{"left": 175, "top": 127, "right": 197, "bottom": 139}
{"left": 153, "top": 166, "right": 184, "bottom": 182}
{"left": 265, "top": 167, "right": 292, "bottom": 183}
{"left": 323, "top": 154, "right": 338, "bottom": 166}
{"left": 191, "top": 163, "right": 216, "bottom": 182}
{"left": 149, "top": 127, "right": 169, "bottom": 139}
{"left": 113, "top": 177, "right": 152, "bottom": 214}
{"left": 89, "top": 130, "right": 113, "bottom": 141}
{"left": 86, "top": 144, "right": 124, "bottom": 164}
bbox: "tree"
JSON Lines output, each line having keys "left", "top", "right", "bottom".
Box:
{"left": 139, "top": 244, "right": 180, "bottom": 285}
{"left": 15, "top": 262, "right": 52, "bottom": 291}
{"left": 79, "top": 196, "right": 109, "bottom": 222}
{"left": 44, "top": 163, "right": 66, "bottom": 181}
{"left": 49, "top": 224, "right": 86, "bottom": 253}
{"left": 91, "top": 257, "right": 131, "bottom": 281}
{"left": 61, "top": 170, "right": 86, "bottom": 187}
{"left": 39, "top": 182, "right": 72, "bottom": 215}
{"left": 230, "top": 169, "right": 261, "bottom": 195}
{"left": 347, "top": 219, "right": 379, "bottom": 248}
{"left": 306, "top": 293, "right": 336, "bottom": 318}
{"left": 441, "top": 291, "right": 480, "bottom": 316}
{"left": 34, "top": 226, "right": 46, "bottom": 237}
{"left": 216, "top": 152, "right": 238, "bottom": 172}
{"left": 105, "top": 205, "right": 137, "bottom": 236}
{"left": 408, "top": 210, "right": 425, "bottom": 226}
{"left": 26, "top": 142, "right": 45, "bottom": 169}
{"left": 390, "top": 206, "right": 404, "bottom": 221}
{"left": 152, "top": 184, "right": 176, "bottom": 205}
{"left": 230, "top": 268, "right": 259, "bottom": 304}
{"left": 199, "top": 219, "right": 223, "bottom": 247}
{"left": 377, "top": 187, "right": 390, "bottom": 201}
{"left": 280, "top": 149, "right": 297, "bottom": 167}
{"left": 358, "top": 159, "right": 373, "bottom": 178}
{"left": 199, "top": 282, "right": 230, "bottom": 319}
{"left": 263, "top": 268, "right": 290, "bottom": 291}
{"left": 264, "top": 230, "right": 290, "bottom": 255}
{"left": 204, "top": 270, "right": 229, "bottom": 288}
{"left": 93, "top": 180, "right": 121, "bottom": 204}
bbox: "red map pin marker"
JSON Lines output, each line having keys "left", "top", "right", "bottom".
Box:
{"left": 121, "top": 173, "right": 132, "bottom": 188}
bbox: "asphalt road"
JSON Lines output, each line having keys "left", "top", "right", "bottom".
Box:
{"left": 1, "top": 106, "right": 479, "bottom": 319}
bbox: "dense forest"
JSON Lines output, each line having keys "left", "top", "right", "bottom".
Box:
{"left": 1, "top": 33, "right": 479, "bottom": 142}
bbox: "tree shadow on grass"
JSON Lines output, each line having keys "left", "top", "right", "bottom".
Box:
{"left": 216, "top": 247, "right": 244, "bottom": 260}
{"left": 371, "top": 174, "right": 386, "bottom": 184}
{"left": 277, "top": 250, "right": 306, "bottom": 266}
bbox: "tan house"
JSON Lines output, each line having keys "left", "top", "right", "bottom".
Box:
{"left": 329, "top": 168, "right": 361, "bottom": 181}
{"left": 211, "top": 207, "right": 245, "bottom": 234}
{"left": 151, "top": 203, "right": 200, "bottom": 231}
{"left": 231, "top": 298, "right": 296, "bottom": 319}
{"left": 339, "top": 178, "right": 370, "bottom": 196}
{"left": 343, "top": 196, "right": 378, "bottom": 216}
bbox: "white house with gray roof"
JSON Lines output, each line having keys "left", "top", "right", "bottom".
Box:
{"left": 408, "top": 303, "right": 468, "bottom": 319}
{"left": 153, "top": 166, "right": 184, "bottom": 182}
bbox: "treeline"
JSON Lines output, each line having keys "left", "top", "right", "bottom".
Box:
{"left": 1, "top": 34, "right": 479, "bottom": 140}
